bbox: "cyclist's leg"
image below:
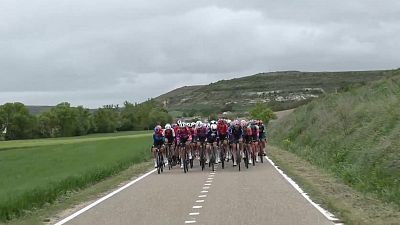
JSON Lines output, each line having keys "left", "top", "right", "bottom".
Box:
{"left": 206, "top": 142, "right": 211, "bottom": 163}
{"left": 232, "top": 141, "right": 237, "bottom": 166}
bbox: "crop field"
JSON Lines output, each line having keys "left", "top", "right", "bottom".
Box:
{"left": 0, "top": 131, "right": 152, "bottom": 221}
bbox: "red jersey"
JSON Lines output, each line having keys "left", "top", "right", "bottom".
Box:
{"left": 217, "top": 123, "right": 228, "bottom": 136}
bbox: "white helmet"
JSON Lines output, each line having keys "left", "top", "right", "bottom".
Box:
{"left": 179, "top": 122, "right": 185, "bottom": 128}
{"left": 191, "top": 122, "right": 196, "bottom": 127}
{"left": 165, "top": 123, "right": 171, "bottom": 130}
{"left": 211, "top": 124, "right": 217, "bottom": 131}
{"left": 196, "top": 121, "right": 202, "bottom": 128}
{"left": 211, "top": 120, "right": 216, "bottom": 125}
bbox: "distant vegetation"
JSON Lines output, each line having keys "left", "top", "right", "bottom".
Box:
{"left": 0, "top": 132, "right": 151, "bottom": 221}
{"left": 270, "top": 69, "right": 400, "bottom": 206}
{"left": 0, "top": 100, "right": 172, "bottom": 141}
{"left": 156, "top": 70, "right": 394, "bottom": 115}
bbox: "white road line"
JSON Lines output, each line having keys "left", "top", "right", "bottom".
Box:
{"left": 206, "top": 180, "right": 212, "bottom": 183}
{"left": 189, "top": 212, "right": 200, "bottom": 216}
{"left": 265, "top": 155, "right": 341, "bottom": 223}
{"left": 196, "top": 200, "right": 205, "bottom": 203}
{"left": 203, "top": 186, "right": 210, "bottom": 189}
{"left": 207, "top": 177, "right": 214, "bottom": 180}
{"left": 201, "top": 190, "right": 208, "bottom": 193}
{"left": 54, "top": 168, "right": 156, "bottom": 225}
{"left": 185, "top": 220, "right": 196, "bottom": 224}
{"left": 193, "top": 206, "right": 203, "bottom": 209}
{"left": 198, "top": 195, "right": 207, "bottom": 198}
{"left": 204, "top": 183, "right": 212, "bottom": 186}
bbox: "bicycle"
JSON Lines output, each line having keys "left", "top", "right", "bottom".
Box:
{"left": 243, "top": 142, "right": 250, "bottom": 169}
{"left": 219, "top": 142, "right": 226, "bottom": 169}
{"left": 179, "top": 142, "right": 189, "bottom": 173}
{"left": 155, "top": 146, "right": 164, "bottom": 174}
{"left": 209, "top": 143, "right": 216, "bottom": 172}
{"left": 199, "top": 141, "right": 206, "bottom": 171}
{"left": 165, "top": 142, "right": 173, "bottom": 170}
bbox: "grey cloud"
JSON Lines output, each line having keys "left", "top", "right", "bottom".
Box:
{"left": 1, "top": 0, "right": 399, "bottom": 107}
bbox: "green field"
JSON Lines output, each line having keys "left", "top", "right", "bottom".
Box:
{"left": 270, "top": 70, "right": 400, "bottom": 206}
{"left": 0, "top": 131, "right": 152, "bottom": 221}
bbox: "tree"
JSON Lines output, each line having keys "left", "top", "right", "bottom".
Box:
{"left": 93, "top": 106, "right": 119, "bottom": 133}
{"left": 0, "top": 102, "right": 36, "bottom": 140}
{"left": 249, "top": 102, "right": 277, "bottom": 124}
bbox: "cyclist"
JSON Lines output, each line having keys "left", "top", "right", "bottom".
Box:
{"left": 228, "top": 120, "right": 243, "bottom": 167}
{"left": 163, "top": 123, "right": 175, "bottom": 165}
{"left": 176, "top": 122, "right": 192, "bottom": 169}
{"left": 196, "top": 122, "right": 208, "bottom": 161}
{"left": 250, "top": 121, "right": 260, "bottom": 162}
{"left": 241, "top": 120, "right": 253, "bottom": 164}
{"left": 258, "top": 120, "right": 267, "bottom": 156}
{"left": 152, "top": 125, "right": 165, "bottom": 168}
{"left": 207, "top": 123, "right": 219, "bottom": 164}
{"left": 217, "top": 119, "right": 229, "bottom": 161}
{"left": 189, "top": 122, "right": 197, "bottom": 161}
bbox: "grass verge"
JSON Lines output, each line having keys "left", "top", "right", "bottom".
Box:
{"left": 0, "top": 133, "right": 152, "bottom": 222}
{"left": 268, "top": 145, "right": 400, "bottom": 225}
{"left": 5, "top": 161, "right": 153, "bottom": 225}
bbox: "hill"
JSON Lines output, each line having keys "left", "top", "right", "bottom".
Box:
{"left": 155, "top": 70, "right": 396, "bottom": 115}
{"left": 269, "top": 69, "right": 400, "bottom": 206}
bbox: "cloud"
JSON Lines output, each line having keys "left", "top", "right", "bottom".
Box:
{"left": 0, "top": 0, "right": 399, "bottom": 107}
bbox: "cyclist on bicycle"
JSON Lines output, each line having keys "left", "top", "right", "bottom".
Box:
{"left": 229, "top": 120, "right": 243, "bottom": 167}
{"left": 217, "top": 119, "right": 229, "bottom": 161}
{"left": 189, "top": 122, "right": 197, "bottom": 161}
{"left": 195, "top": 122, "right": 207, "bottom": 160}
{"left": 241, "top": 120, "right": 253, "bottom": 164}
{"left": 163, "top": 123, "right": 175, "bottom": 165}
{"left": 207, "top": 123, "right": 219, "bottom": 164}
{"left": 250, "top": 121, "right": 260, "bottom": 162}
{"left": 176, "top": 122, "right": 192, "bottom": 169}
{"left": 258, "top": 120, "right": 267, "bottom": 156}
{"left": 152, "top": 125, "right": 165, "bottom": 168}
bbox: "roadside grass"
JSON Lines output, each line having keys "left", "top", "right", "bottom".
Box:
{"left": 268, "top": 146, "right": 400, "bottom": 225}
{"left": 269, "top": 71, "right": 400, "bottom": 207}
{"left": 7, "top": 161, "right": 153, "bottom": 225}
{"left": 0, "top": 133, "right": 152, "bottom": 222}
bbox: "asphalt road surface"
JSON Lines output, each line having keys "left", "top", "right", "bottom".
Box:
{"left": 59, "top": 157, "right": 336, "bottom": 225}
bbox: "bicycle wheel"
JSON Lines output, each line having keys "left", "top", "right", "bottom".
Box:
{"left": 220, "top": 146, "right": 225, "bottom": 169}
{"left": 236, "top": 150, "right": 241, "bottom": 171}
{"left": 244, "top": 147, "right": 249, "bottom": 169}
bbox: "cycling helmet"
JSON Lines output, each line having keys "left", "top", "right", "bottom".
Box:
{"left": 177, "top": 120, "right": 182, "bottom": 126}
{"left": 211, "top": 124, "right": 217, "bottom": 131}
{"left": 165, "top": 124, "right": 171, "bottom": 130}
{"left": 218, "top": 119, "right": 224, "bottom": 125}
{"left": 196, "top": 121, "right": 202, "bottom": 128}
{"left": 240, "top": 120, "right": 247, "bottom": 127}
{"left": 179, "top": 123, "right": 185, "bottom": 128}
{"left": 210, "top": 120, "right": 216, "bottom": 125}
{"left": 233, "top": 120, "right": 240, "bottom": 126}
{"left": 154, "top": 125, "right": 162, "bottom": 132}
{"left": 226, "top": 119, "right": 232, "bottom": 125}
{"left": 191, "top": 122, "right": 196, "bottom": 127}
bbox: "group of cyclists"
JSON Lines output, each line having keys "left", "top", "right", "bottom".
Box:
{"left": 152, "top": 118, "right": 267, "bottom": 173}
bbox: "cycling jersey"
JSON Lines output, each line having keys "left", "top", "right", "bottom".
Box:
{"left": 251, "top": 125, "right": 259, "bottom": 142}
{"left": 259, "top": 124, "right": 266, "bottom": 140}
{"left": 195, "top": 127, "right": 208, "bottom": 142}
{"left": 153, "top": 129, "right": 164, "bottom": 147}
{"left": 207, "top": 129, "right": 218, "bottom": 143}
{"left": 242, "top": 126, "right": 253, "bottom": 143}
{"left": 176, "top": 127, "right": 192, "bottom": 144}
{"left": 217, "top": 123, "right": 228, "bottom": 140}
{"left": 163, "top": 128, "right": 175, "bottom": 143}
{"left": 229, "top": 125, "right": 243, "bottom": 143}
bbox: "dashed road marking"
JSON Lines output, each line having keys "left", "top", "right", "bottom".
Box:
{"left": 201, "top": 190, "right": 208, "bottom": 193}
{"left": 189, "top": 212, "right": 200, "bottom": 216}
{"left": 204, "top": 183, "right": 212, "bottom": 186}
{"left": 198, "top": 195, "right": 207, "bottom": 198}
{"left": 193, "top": 206, "right": 203, "bottom": 209}
{"left": 185, "top": 220, "right": 196, "bottom": 224}
{"left": 196, "top": 200, "right": 205, "bottom": 203}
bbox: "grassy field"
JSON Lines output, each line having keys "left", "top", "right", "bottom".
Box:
{"left": 0, "top": 131, "right": 152, "bottom": 221}
{"left": 269, "top": 69, "right": 400, "bottom": 206}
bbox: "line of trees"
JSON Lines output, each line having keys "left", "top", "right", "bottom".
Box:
{"left": 0, "top": 100, "right": 172, "bottom": 141}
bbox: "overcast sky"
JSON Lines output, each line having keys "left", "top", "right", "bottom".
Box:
{"left": 1, "top": 0, "right": 399, "bottom": 108}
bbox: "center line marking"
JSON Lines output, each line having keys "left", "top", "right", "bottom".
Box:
{"left": 193, "top": 206, "right": 203, "bottom": 209}
{"left": 205, "top": 183, "right": 212, "bottom": 186}
{"left": 207, "top": 177, "right": 214, "bottom": 180}
{"left": 196, "top": 200, "right": 205, "bottom": 203}
{"left": 189, "top": 212, "right": 200, "bottom": 216}
{"left": 201, "top": 190, "right": 208, "bottom": 193}
{"left": 206, "top": 180, "right": 212, "bottom": 183}
{"left": 203, "top": 186, "right": 210, "bottom": 189}
{"left": 185, "top": 220, "right": 196, "bottom": 224}
{"left": 198, "top": 195, "right": 207, "bottom": 198}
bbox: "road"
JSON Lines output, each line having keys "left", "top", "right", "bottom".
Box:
{"left": 57, "top": 157, "right": 337, "bottom": 225}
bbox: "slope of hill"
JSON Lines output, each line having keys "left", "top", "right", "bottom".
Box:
{"left": 269, "top": 69, "right": 400, "bottom": 206}
{"left": 156, "top": 70, "right": 395, "bottom": 113}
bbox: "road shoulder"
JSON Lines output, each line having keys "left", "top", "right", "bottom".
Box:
{"left": 268, "top": 145, "right": 400, "bottom": 225}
